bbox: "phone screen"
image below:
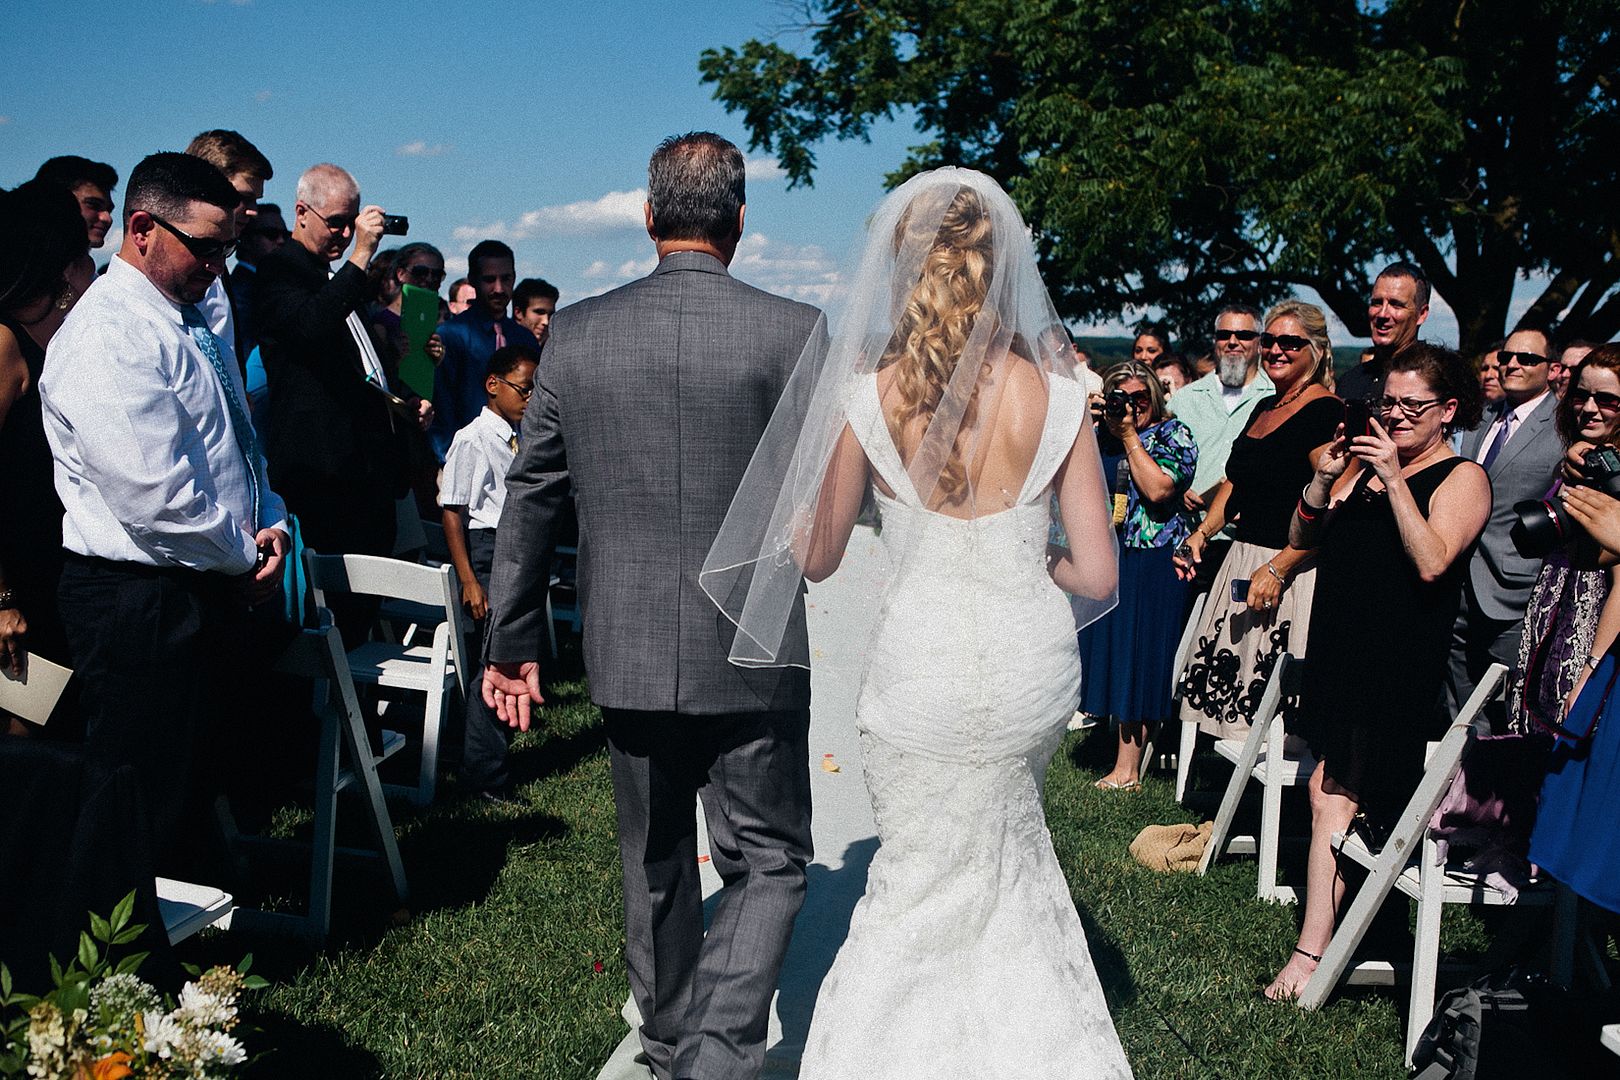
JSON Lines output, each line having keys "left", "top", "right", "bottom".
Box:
{"left": 1230, "top": 579, "right": 1251, "bottom": 604}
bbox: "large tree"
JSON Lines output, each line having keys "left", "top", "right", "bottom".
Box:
{"left": 700, "top": 0, "right": 1620, "bottom": 354}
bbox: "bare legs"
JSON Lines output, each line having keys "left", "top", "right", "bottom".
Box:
{"left": 1265, "top": 760, "right": 1358, "bottom": 1000}
{"left": 1096, "top": 721, "right": 1146, "bottom": 789}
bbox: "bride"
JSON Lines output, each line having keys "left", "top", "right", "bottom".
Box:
{"left": 702, "top": 168, "right": 1133, "bottom": 1077}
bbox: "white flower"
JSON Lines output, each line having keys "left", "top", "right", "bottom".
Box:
{"left": 181, "top": 1028, "right": 247, "bottom": 1076}
{"left": 91, "top": 972, "right": 162, "bottom": 1024}
{"left": 176, "top": 982, "right": 234, "bottom": 1028}
{"left": 142, "top": 1009, "right": 183, "bottom": 1058}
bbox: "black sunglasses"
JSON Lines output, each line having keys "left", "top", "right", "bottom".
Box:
{"left": 1260, "top": 332, "right": 1311, "bottom": 352}
{"left": 149, "top": 214, "right": 236, "bottom": 261}
{"left": 1569, "top": 387, "right": 1620, "bottom": 414}
{"left": 303, "top": 204, "right": 356, "bottom": 233}
{"left": 494, "top": 376, "right": 534, "bottom": 399}
{"left": 406, "top": 264, "right": 446, "bottom": 284}
{"left": 1498, "top": 350, "right": 1549, "bottom": 368}
{"left": 1213, "top": 329, "right": 1260, "bottom": 342}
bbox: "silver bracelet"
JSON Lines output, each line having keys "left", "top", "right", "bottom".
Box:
{"left": 1300, "top": 481, "right": 1328, "bottom": 512}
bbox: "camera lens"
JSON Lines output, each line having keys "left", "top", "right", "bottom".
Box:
{"left": 1509, "top": 498, "right": 1570, "bottom": 559}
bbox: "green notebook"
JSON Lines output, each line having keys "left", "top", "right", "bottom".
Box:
{"left": 398, "top": 283, "right": 440, "bottom": 399}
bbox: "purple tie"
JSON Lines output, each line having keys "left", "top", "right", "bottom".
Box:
{"left": 1481, "top": 408, "right": 1514, "bottom": 470}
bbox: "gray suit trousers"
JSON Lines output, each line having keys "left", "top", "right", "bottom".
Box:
{"left": 604, "top": 707, "right": 813, "bottom": 1080}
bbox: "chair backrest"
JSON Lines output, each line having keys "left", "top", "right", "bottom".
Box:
{"left": 306, "top": 551, "right": 458, "bottom": 610}
{"left": 272, "top": 610, "right": 366, "bottom": 724}
{"left": 1170, "top": 590, "right": 1208, "bottom": 701}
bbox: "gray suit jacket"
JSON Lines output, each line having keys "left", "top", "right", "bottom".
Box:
{"left": 1457, "top": 392, "right": 1564, "bottom": 622}
{"left": 487, "top": 251, "right": 819, "bottom": 714}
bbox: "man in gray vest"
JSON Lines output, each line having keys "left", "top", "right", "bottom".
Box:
{"left": 483, "top": 132, "right": 820, "bottom": 1080}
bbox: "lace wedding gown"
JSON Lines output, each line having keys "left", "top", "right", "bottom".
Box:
{"left": 798, "top": 375, "right": 1134, "bottom": 1079}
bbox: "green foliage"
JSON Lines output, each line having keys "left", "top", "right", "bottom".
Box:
{"left": 701, "top": 0, "right": 1620, "bottom": 352}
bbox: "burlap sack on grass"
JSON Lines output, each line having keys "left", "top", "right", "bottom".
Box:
{"left": 1129, "top": 820, "right": 1214, "bottom": 872}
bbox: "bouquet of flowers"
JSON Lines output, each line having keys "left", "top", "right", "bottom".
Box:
{"left": 0, "top": 893, "right": 264, "bottom": 1079}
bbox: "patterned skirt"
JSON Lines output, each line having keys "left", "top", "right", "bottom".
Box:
{"left": 1177, "top": 540, "right": 1319, "bottom": 741}
{"left": 1506, "top": 550, "right": 1609, "bottom": 737}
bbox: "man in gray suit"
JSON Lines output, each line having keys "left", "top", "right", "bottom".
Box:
{"left": 483, "top": 132, "right": 820, "bottom": 1080}
{"left": 1448, "top": 325, "right": 1565, "bottom": 724}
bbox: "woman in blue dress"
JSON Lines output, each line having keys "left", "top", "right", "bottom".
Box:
{"left": 1081, "top": 360, "right": 1198, "bottom": 789}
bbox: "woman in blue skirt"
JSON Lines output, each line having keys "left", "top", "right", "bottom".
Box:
{"left": 1081, "top": 360, "right": 1198, "bottom": 789}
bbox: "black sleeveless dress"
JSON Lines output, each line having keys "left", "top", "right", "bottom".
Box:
{"left": 1297, "top": 457, "right": 1474, "bottom": 823}
{"left": 0, "top": 316, "right": 67, "bottom": 666}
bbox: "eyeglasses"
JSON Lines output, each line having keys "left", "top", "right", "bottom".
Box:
{"left": 1213, "top": 329, "right": 1260, "bottom": 342}
{"left": 406, "top": 264, "right": 446, "bottom": 285}
{"left": 1259, "top": 332, "right": 1311, "bottom": 352}
{"left": 303, "top": 204, "right": 356, "bottom": 233}
{"left": 1569, "top": 387, "right": 1620, "bottom": 414}
{"left": 1376, "top": 396, "right": 1444, "bottom": 418}
{"left": 149, "top": 214, "right": 237, "bottom": 261}
{"left": 494, "top": 376, "right": 534, "bottom": 399}
{"left": 1498, "top": 350, "right": 1549, "bottom": 368}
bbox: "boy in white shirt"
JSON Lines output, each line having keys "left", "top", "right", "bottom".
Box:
{"left": 439, "top": 344, "right": 538, "bottom": 802}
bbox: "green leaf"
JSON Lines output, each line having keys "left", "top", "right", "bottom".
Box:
{"left": 47, "top": 953, "right": 63, "bottom": 988}
{"left": 113, "top": 952, "right": 149, "bottom": 977}
{"left": 77, "top": 931, "right": 98, "bottom": 974}
{"left": 242, "top": 975, "right": 270, "bottom": 991}
{"left": 182, "top": 962, "right": 202, "bottom": 979}
{"left": 0, "top": 963, "right": 10, "bottom": 1000}
{"left": 109, "top": 890, "right": 136, "bottom": 934}
{"left": 110, "top": 926, "right": 145, "bottom": 946}
{"left": 89, "top": 911, "right": 112, "bottom": 944}
{"left": 236, "top": 953, "right": 254, "bottom": 975}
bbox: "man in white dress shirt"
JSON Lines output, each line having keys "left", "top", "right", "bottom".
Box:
{"left": 40, "top": 152, "right": 290, "bottom": 872}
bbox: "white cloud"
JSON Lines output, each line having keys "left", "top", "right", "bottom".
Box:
{"left": 455, "top": 189, "right": 646, "bottom": 243}
{"left": 730, "top": 232, "right": 842, "bottom": 304}
{"left": 744, "top": 156, "right": 785, "bottom": 181}
{"left": 0, "top": 116, "right": 10, "bottom": 125}
{"left": 252, "top": 89, "right": 272, "bottom": 103}
{"left": 581, "top": 260, "right": 613, "bottom": 280}
{"left": 397, "top": 140, "right": 452, "bottom": 158}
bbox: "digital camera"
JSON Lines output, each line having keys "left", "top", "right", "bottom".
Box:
{"left": 1510, "top": 444, "right": 1620, "bottom": 557}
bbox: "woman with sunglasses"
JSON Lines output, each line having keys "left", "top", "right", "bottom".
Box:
{"left": 1175, "top": 300, "right": 1340, "bottom": 745}
{"left": 1265, "top": 343, "right": 1488, "bottom": 1000}
{"left": 1081, "top": 361, "right": 1198, "bottom": 789}
{"left": 0, "top": 183, "right": 93, "bottom": 728}
{"left": 1508, "top": 345, "right": 1620, "bottom": 731}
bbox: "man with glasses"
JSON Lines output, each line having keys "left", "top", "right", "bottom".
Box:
{"left": 1167, "top": 302, "right": 1274, "bottom": 591}
{"left": 255, "top": 163, "right": 429, "bottom": 623}
{"left": 428, "top": 239, "right": 540, "bottom": 461}
{"left": 39, "top": 152, "right": 290, "bottom": 873}
{"left": 1338, "top": 261, "right": 1431, "bottom": 402}
{"left": 1449, "top": 324, "right": 1565, "bottom": 720}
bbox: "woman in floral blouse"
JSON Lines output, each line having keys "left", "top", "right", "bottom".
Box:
{"left": 1079, "top": 360, "right": 1199, "bottom": 790}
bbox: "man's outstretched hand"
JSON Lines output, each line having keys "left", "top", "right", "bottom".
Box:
{"left": 483, "top": 660, "right": 544, "bottom": 731}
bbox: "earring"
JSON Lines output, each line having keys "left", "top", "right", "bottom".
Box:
{"left": 56, "top": 285, "right": 75, "bottom": 311}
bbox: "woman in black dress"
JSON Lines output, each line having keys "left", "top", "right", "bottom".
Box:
{"left": 1264, "top": 343, "right": 1489, "bottom": 1000}
{"left": 0, "top": 182, "right": 93, "bottom": 730}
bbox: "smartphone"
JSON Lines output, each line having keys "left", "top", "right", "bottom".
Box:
{"left": 1344, "top": 398, "right": 1372, "bottom": 440}
{"left": 1231, "top": 579, "right": 1251, "bottom": 604}
{"left": 1174, "top": 541, "right": 1193, "bottom": 562}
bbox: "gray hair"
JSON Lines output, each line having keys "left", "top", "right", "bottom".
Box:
{"left": 296, "top": 163, "right": 358, "bottom": 210}
{"left": 647, "top": 132, "right": 746, "bottom": 244}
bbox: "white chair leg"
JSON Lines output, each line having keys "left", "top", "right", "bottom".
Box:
{"left": 1198, "top": 712, "right": 1271, "bottom": 876}
{"left": 1408, "top": 834, "right": 1446, "bottom": 1066}
{"left": 1175, "top": 719, "right": 1198, "bottom": 804}
{"left": 1258, "top": 716, "right": 1286, "bottom": 902}
{"left": 414, "top": 686, "right": 445, "bottom": 807}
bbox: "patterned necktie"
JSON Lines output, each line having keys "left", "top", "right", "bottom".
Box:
{"left": 508, "top": 433, "right": 519, "bottom": 453}
{"left": 182, "top": 304, "right": 263, "bottom": 530}
{"left": 1481, "top": 406, "right": 1515, "bottom": 471}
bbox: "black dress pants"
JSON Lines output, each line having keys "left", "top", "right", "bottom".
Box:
{"left": 457, "top": 527, "right": 509, "bottom": 793}
{"left": 57, "top": 555, "right": 245, "bottom": 876}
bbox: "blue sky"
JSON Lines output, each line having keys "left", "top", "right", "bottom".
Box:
{"left": 1, "top": 0, "right": 1527, "bottom": 347}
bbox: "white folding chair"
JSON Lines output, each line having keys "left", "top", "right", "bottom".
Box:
{"left": 230, "top": 612, "right": 409, "bottom": 943}
{"left": 306, "top": 550, "right": 467, "bottom": 807}
{"left": 1195, "top": 654, "right": 1313, "bottom": 902}
{"left": 3, "top": 661, "right": 237, "bottom": 945}
{"left": 1292, "top": 664, "right": 1568, "bottom": 1065}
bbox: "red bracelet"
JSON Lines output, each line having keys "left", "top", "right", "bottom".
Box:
{"left": 1296, "top": 498, "right": 1320, "bottom": 523}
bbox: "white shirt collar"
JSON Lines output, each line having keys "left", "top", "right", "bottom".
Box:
{"left": 105, "top": 253, "right": 190, "bottom": 328}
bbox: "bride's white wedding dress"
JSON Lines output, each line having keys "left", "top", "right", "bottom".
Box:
{"left": 798, "top": 374, "right": 1133, "bottom": 1078}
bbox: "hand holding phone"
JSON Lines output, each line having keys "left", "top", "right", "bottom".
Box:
{"left": 1230, "top": 578, "right": 1251, "bottom": 604}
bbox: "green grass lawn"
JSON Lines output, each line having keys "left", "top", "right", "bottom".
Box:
{"left": 173, "top": 667, "right": 1520, "bottom": 1079}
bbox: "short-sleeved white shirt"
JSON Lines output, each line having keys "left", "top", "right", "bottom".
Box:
{"left": 438, "top": 406, "right": 518, "bottom": 530}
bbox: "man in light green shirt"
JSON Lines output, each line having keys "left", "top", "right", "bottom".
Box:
{"left": 1167, "top": 303, "right": 1273, "bottom": 584}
